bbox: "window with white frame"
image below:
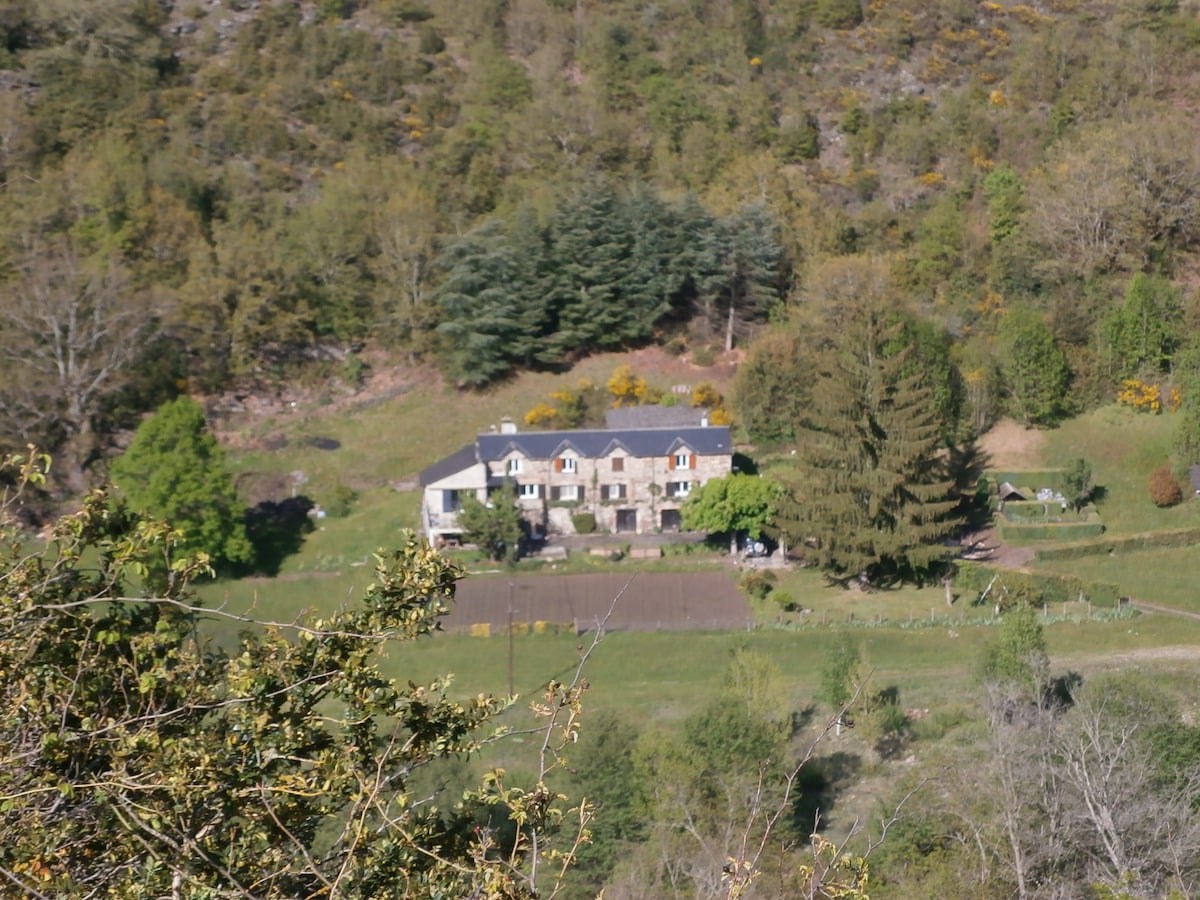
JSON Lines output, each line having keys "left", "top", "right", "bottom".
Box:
{"left": 666, "top": 481, "right": 692, "bottom": 498}
{"left": 561, "top": 457, "right": 577, "bottom": 474}
{"left": 507, "top": 457, "right": 523, "bottom": 476}
{"left": 555, "top": 484, "right": 580, "bottom": 502}
{"left": 673, "top": 451, "right": 693, "bottom": 470}
{"left": 518, "top": 483, "right": 541, "bottom": 499}
{"left": 603, "top": 483, "right": 627, "bottom": 500}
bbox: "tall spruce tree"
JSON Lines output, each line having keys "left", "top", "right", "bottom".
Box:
{"left": 773, "top": 305, "right": 963, "bottom": 584}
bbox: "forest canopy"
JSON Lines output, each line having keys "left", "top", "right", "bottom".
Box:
{"left": 4, "top": 0, "right": 1200, "bottom": 487}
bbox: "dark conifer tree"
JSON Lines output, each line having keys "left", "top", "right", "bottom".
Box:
{"left": 618, "top": 183, "right": 678, "bottom": 342}
{"left": 697, "top": 203, "right": 784, "bottom": 351}
{"left": 773, "top": 305, "right": 963, "bottom": 584}
{"left": 548, "top": 177, "right": 636, "bottom": 357}
{"left": 435, "top": 220, "right": 533, "bottom": 386}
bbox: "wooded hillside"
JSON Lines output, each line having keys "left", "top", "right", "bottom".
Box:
{"left": 3, "top": 0, "right": 1200, "bottom": 491}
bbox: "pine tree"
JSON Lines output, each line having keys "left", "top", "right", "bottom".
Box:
{"left": 547, "top": 177, "right": 637, "bottom": 356}
{"left": 696, "top": 203, "right": 784, "bottom": 351}
{"left": 773, "top": 306, "right": 963, "bottom": 584}
{"left": 436, "top": 219, "right": 543, "bottom": 386}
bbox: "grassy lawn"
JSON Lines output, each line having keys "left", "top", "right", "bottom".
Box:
{"left": 384, "top": 610, "right": 1200, "bottom": 726}
{"left": 1040, "top": 405, "right": 1200, "bottom": 534}
{"left": 1034, "top": 544, "right": 1200, "bottom": 613}
{"left": 193, "top": 391, "right": 1200, "bottom": 770}
{"left": 224, "top": 350, "right": 736, "bottom": 501}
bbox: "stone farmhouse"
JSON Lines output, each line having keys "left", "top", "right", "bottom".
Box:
{"left": 419, "top": 417, "right": 733, "bottom": 544}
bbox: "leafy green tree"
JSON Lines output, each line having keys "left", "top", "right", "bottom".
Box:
{"left": 457, "top": 479, "right": 524, "bottom": 562}
{"left": 884, "top": 313, "right": 964, "bottom": 440}
{"left": 773, "top": 305, "right": 964, "bottom": 584}
{"left": 565, "top": 710, "right": 644, "bottom": 898}
{"left": 732, "top": 331, "right": 813, "bottom": 446}
{"left": 979, "top": 602, "right": 1048, "bottom": 695}
{"left": 110, "top": 396, "right": 252, "bottom": 570}
{"left": 997, "top": 306, "right": 1071, "bottom": 426}
{"left": 630, "top": 663, "right": 792, "bottom": 896}
{"left": 1173, "top": 337, "right": 1200, "bottom": 465}
{"left": 984, "top": 164, "right": 1024, "bottom": 247}
{"left": 1060, "top": 457, "right": 1095, "bottom": 512}
{"left": 1101, "top": 273, "right": 1182, "bottom": 382}
{"left": 818, "top": 633, "right": 863, "bottom": 711}
{"left": 680, "top": 471, "right": 783, "bottom": 551}
{"left": 0, "top": 449, "right": 588, "bottom": 899}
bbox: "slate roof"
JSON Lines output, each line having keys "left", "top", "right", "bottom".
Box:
{"left": 477, "top": 426, "right": 731, "bottom": 461}
{"left": 604, "top": 405, "right": 708, "bottom": 429}
{"left": 997, "top": 481, "right": 1027, "bottom": 501}
{"left": 418, "top": 443, "right": 479, "bottom": 487}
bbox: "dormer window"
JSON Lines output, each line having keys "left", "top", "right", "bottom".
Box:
{"left": 671, "top": 451, "right": 695, "bottom": 470}
{"left": 507, "top": 458, "right": 523, "bottom": 476}
{"left": 555, "top": 457, "right": 578, "bottom": 474}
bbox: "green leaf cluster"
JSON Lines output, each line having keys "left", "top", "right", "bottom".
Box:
{"left": 110, "top": 396, "right": 252, "bottom": 570}
{"left": 0, "top": 454, "right": 564, "bottom": 898}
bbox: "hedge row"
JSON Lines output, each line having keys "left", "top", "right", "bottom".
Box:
{"left": 1032, "top": 527, "right": 1200, "bottom": 562}
{"left": 999, "top": 500, "right": 1099, "bottom": 523}
{"left": 954, "top": 562, "right": 1121, "bottom": 607}
{"left": 996, "top": 521, "right": 1106, "bottom": 542}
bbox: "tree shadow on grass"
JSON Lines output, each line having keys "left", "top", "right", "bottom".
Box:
{"left": 792, "top": 750, "right": 862, "bottom": 836}
{"left": 947, "top": 441, "right": 994, "bottom": 530}
{"left": 242, "top": 495, "right": 315, "bottom": 576}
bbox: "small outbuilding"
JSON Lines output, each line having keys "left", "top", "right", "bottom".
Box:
{"left": 997, "top": 481, "right": 1028, "bottom": 502}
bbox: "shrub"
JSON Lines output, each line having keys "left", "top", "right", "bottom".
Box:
{"left": 323, "top": 483, "right": 358, "bottom": 518}
{"left": 607, "top": 365, "right": 649, "bottom": 407}
{"left": 571, "top": 512, "right": 596, "bottom": 534}
{"left": 691, "top": 382, "right": 722, "bottom": 409}
{"left": 524, "top": 402, "right": 559, "bottom": 428}
{"left": 417, "top": 23, "right": 445, "bottom": 53}
{"left": 954, "top": 563, "right": 1120, "bottom": 608}
{"left": 739, "top": 569, "right": 776, "bottom": 601}
{"left": 772, "top": 590, "right": 796, "bottom": 611}
{"left": 1148, "top": 465, "right": 1183, "bottom": 507}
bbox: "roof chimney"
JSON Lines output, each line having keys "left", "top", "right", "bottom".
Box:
{"left": 700, "top": 412, "right": 709, "bottom": 427}
{"left": 500, "top": 416, "right": 518, "bottom": 434}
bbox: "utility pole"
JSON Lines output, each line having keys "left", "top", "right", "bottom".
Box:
{"left": 507, "top": 581, "right": 516, "bottom": 697}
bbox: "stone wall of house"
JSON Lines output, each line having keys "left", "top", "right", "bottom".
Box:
{"left": 489, "top": 449, "right": 730, "bottom": 536}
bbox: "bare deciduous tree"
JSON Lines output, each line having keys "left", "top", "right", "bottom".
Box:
{"left": 0, "top": 241, "right": 152, "bottom": 489}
